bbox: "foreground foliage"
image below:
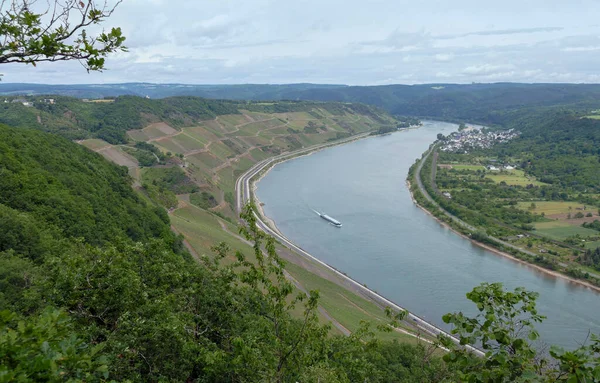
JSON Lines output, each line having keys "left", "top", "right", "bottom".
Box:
{"left": 442, "top": 283, "right": 600, "bottom": 382}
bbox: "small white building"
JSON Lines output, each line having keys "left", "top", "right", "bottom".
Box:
{"left": 442, "top": 192, "right": 452, "bottom": 199}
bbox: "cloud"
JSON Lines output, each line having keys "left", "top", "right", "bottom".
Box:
{"left": 434, "top": 54, "right": 454, "bottom": 62}
{"left": 4, "top": 0, "right": 600, "bottom": 85}
{"left": 461, "top": 26, "right": 564, "bottom": 37}
{"left": 462, "top": 64, "right": 516, "bottom": 76}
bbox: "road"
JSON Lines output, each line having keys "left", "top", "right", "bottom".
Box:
{"left": 235, "top": 134, "right": 485, "bottom": 356}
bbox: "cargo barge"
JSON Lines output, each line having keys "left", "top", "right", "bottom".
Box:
{"left": 313, "top": 210, "right": 342, "bottom": 227}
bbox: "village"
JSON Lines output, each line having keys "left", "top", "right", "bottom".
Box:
{"left": 439, "top": 127, "right": 520, "bottom": 153}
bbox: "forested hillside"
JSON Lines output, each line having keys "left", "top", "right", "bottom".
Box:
{"left": 0, "top": 95, "right": 392, "bottom": 143}
{"left": 0, "top": 126, "right": 175, "bottom": 247}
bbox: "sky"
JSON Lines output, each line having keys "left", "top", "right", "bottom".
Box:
{"left": 5, "top": 0, "right": 600, "bottom": 85}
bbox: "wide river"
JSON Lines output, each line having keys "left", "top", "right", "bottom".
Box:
{"left": 256, "top": 121, "right": 600, "bottom": 349}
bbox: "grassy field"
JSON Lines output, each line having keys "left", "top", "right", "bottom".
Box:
{"left": 585, "top": 240, "right": 600, "bottom": 250}
{"left": 170, "top": 133, "right": 207, "bottom": 152}
{"left": 445, "top": 164, "right": 486, "bottom": 171}
{"left": 171, "top": 204, "right": 251, "bottom": 256}
{"left": 534, "top": 221, "right": 599, "bottom": 240}
{"left": 284, "top": 262, "right": 421, "bottom": 343}
{"left": 127, "top": 130, "right": 149, "bottom": 141}
{"left": 517, "top": 201, "right": 588, "bottom": 215}
{"left": 79, "top": 138, "right": 111, "bottom": 150}
{"left": 153, "top": 137, "right": 187, "bottom": 155}
{"left": 486, "top": 169, "right": 546, "bottom": 186}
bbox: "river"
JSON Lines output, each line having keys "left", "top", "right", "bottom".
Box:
{"left": 255, "top": 120, "right": 600, "bottom": 349}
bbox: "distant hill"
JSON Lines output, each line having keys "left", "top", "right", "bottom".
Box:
{"left": 0, "top": 82, "right": 346, "bottom": 100}
{"left": 4, "top": 82, "right": 600, "bottom": 126}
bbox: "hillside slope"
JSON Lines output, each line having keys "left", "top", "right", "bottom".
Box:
{"left": 78, "top": 100, "right": 399, "bottom": 224}
{"left": 0, "top": 95, "right": 393, "bottom": 143}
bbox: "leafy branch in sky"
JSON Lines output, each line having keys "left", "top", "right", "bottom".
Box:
{"left": 0, "top": 0, "right": 126, "bottom": 71}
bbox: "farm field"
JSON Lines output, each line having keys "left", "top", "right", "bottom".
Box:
{"left": 144, "top": 122, "right": 178, "bottom": 138}
{"left": 127, "top": 130, "right": 149, "bottom": 141}
{"left": 127, "top": 123, "right": 178, "bottom": 141}
{"left": 586, "top": 241, "right": 600, "bottom": 250}
{"left": 517, "top": 201, "right": 589, "bottom": 215}
{"left": 439, "top": 164, "right": 486, "bottom": 171}
{"left": 97, "top": 146, "right": 138, "bottom": 168}
{"left": 187, "top": 152, "right": 221, "bottom": 169}
{"left": 237, "top": 119, "right": 285, "bottom": 136}
{"left": 182, "top": 127, "right": 212, "bottom": 146}
{"left": 152, "top": 136, "right": 188, "bottom": 155}
{"left": 533, "top": 221, "right": 599, "bottom": 240}
{"left": 486, "top": 169, "right": 547, "bottom": 186}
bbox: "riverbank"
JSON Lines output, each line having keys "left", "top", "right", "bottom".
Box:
{"left": 249, "top": 131, "right": 378, "bottom": 243}
{"left": 241, "top": 129, "right": 486, "bottom": 354}
{"left": 408, "top": 170, "right": 600, "bottom": 295}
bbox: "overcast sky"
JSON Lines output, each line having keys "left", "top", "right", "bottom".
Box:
{"left": 5, "top": 0, "right": 600, "bottom": 84}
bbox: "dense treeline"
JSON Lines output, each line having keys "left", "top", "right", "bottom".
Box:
{"left": 0, "top": 125, "right": 175, "bottom": 247}
{"left": 0, "top": 96, "right": 393, "bottom": 144}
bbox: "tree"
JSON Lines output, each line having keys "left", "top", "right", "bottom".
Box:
{"left": 0, "top": 0, "right": 126, "bottom": 72}
{"left": 529, "top": 202, "right": 537, "bottom": 210}
{"left": 0, "top": 308, "right": 109, "bottom": 381}
{"left": 440, "top": 283, "right": 600, "bottom": 382}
